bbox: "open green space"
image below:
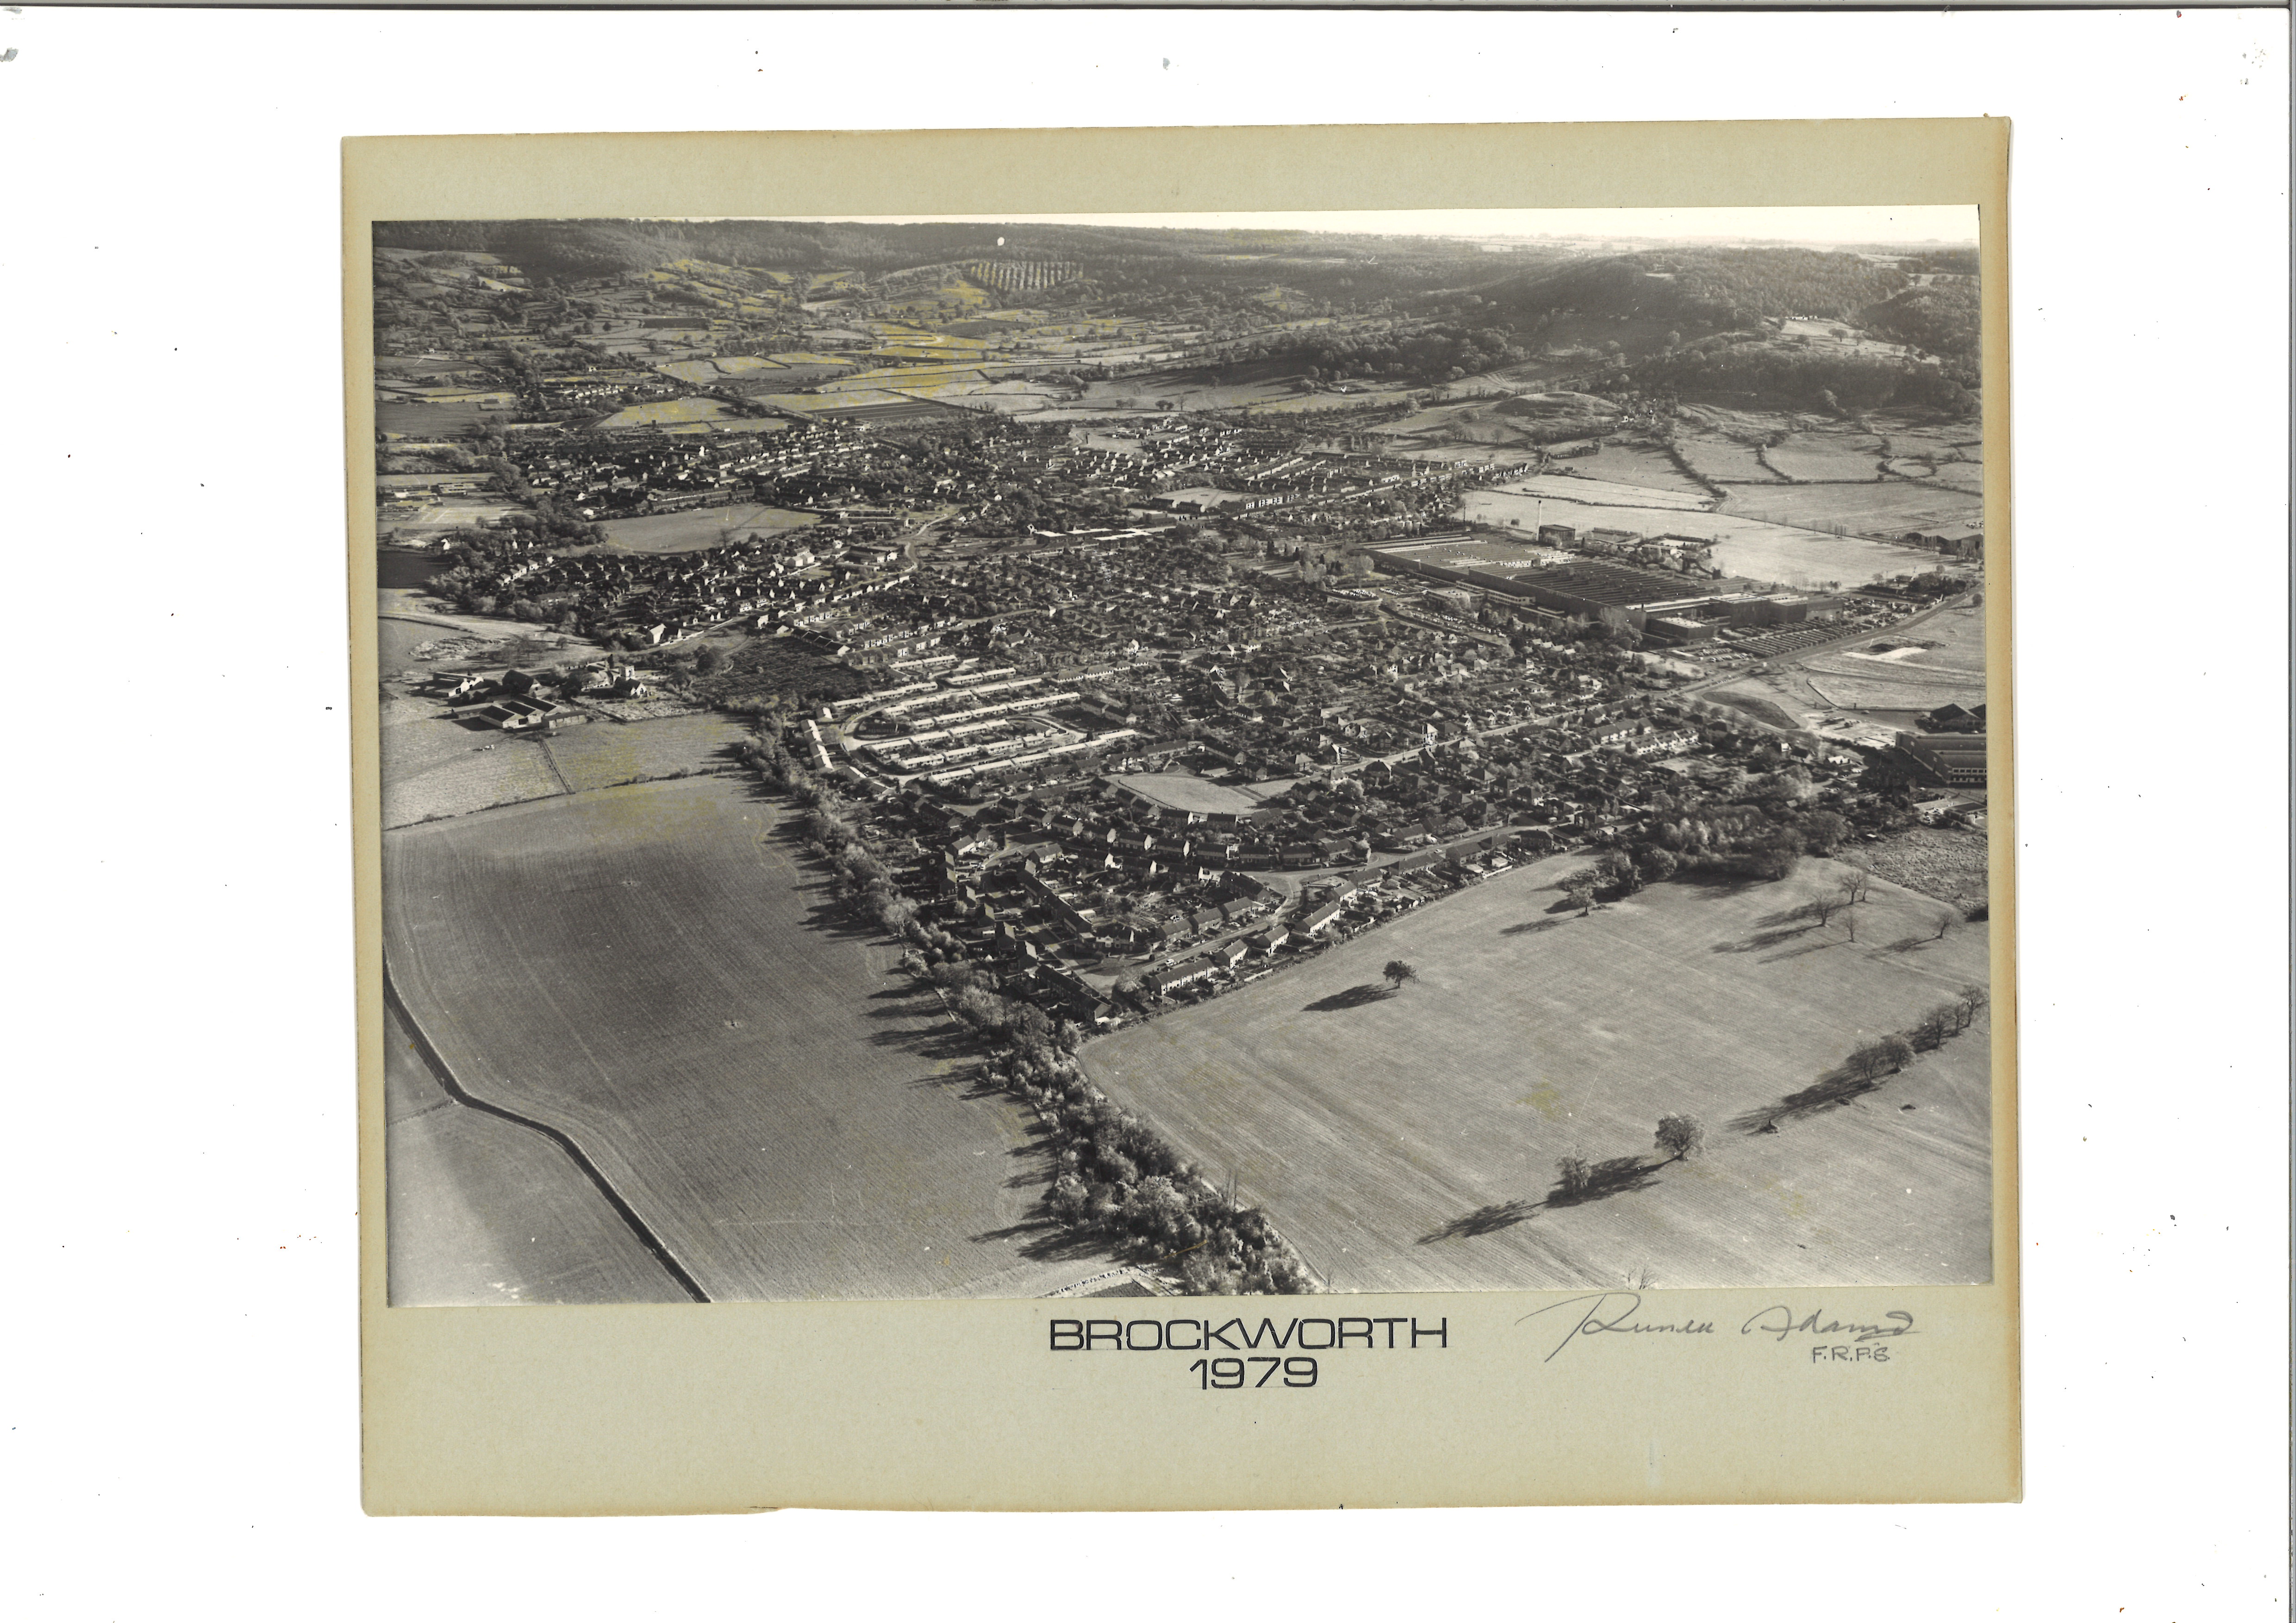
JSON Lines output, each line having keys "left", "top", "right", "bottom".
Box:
{"left": 599, "top": 504, "right": 821, "bottom": 553}
{"left": 385, "top": 1001, "right": 692, "bottom": 1306}
{"left": 383, "top": 777, "right": 1105, "bottom": 1302}
{"left": 1080, "top": 852, "right": 1991, "bottom": 1293}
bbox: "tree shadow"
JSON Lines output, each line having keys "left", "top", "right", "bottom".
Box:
{"left": 1758, "top": 938, "right": 1846, "bottom": 964}
{"left": 968, "top": 1214, "right": 1118, "bottom": 1264}
{"left": 1501, "top": 916, "right": 1569, "bottom": 936}
{"left": 1884, "top": 935, "right": 1938, "bottom": 954}
{"left": 871, "top": 1027, "right": 974, "bottom": 1062}
{"left": 1543, "top": 1156, "right": 1661, "bottom": 1208}
{"left": 1302, "top": 983, "right": 1398, "bottom": 1013}
{"left": 1728, "top": 1066, "right": 1883, "bottom": 1133}
{"left": 1712, "top": 924, "right": 1817, "bottom": 955}
{"left": 1418, "top": 1199, "right": 1541, "bottom": 1244}
{"left": 865, "top": 999, "right": 937, "bottom": 1019}
{"left": 1678, "top": 870, "right": 1766, "bottom": 900}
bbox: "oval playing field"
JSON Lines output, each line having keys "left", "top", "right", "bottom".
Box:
{"left": 1079, "top": 853, "right": 1993, "bottom": 1293}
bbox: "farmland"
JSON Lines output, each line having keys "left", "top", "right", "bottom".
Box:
{"left": 592, "top": 396, "right": 738, "bottom": 429}
{"left": 379, "top": 701, "right": 744, "bottom": 829}
{"left": 382, "top": 777, "right": 1098, "bottom": 1302}
{"left": 1079, "top": 852, "right": 1991, "bottom": 1293}
{"left": 1762, "top": 430, "right": 1888, "bottom": 482}
{"left": 1493, "top": 472, "right": 1715, "bottom": 513}
{"left": 1675, "top": 433, "right": 1784, "bottom": 484}
{"left": 385, "top": 1001, "right": 692, "bottom": 1305}
{"left": 1458, "top": 489, "right": 1920, "bottom": 588}
{"left": 1719, "top": 479, "right": 1983, "bottom": 537}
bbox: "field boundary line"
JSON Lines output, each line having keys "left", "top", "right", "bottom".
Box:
{"left": 535, "top": 738, "right": 577, "bottom": 799}
{"left": 381, "top": 958, "right": 712, "bottom": 1304}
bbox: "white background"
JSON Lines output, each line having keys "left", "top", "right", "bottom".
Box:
{"left": 3, "top": 7, "right": 2285, "bottom": 1618}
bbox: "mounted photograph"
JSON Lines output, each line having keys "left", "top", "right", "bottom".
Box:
{"left": 368, "top": 204, "right": 1998, "bottom": 1308}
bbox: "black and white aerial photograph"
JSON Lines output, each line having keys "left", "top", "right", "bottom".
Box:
{"left": 373, "top": 206, "right": 1997, "bottom": 1307}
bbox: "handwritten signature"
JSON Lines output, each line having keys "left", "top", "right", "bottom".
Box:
{"left": 1516, "top": 1293, "right": 1718, "bottom": 1362}
{"left": 1739, "top": 1306, "right": 1917, "bottom": 1344}
{"left": 1518, "top": 1294, "right": 1918, "bottom": 1362}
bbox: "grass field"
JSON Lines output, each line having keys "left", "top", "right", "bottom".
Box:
{"left": 1079, "top": 852, "right": 1991, "bottom": 1293}
{"left": 1764, "top": 432, "right": 1888, "bottom": 482}
{"left": 1563, "top": 443, "right": 1714, "bottom": 497}
{"left": 1720, "top": 481, "right": 1983, "bottom": 538}
{"left": 1458, "top": 491, "right": 1911, "bottom": 589}
{"left": 383, "top": 777, "right": 1102, "bottom": 1302}
{"left": 382, "top": 722, "right": 567, "bottom": 828}
{"left": 385, "top": 1002, "right": 692, "bottom": 1305}
{"left": 539, "top": 713, "right": 749, "bottom": 792}
{"left": 1496, "top": 473, "right": 1715, "bottom": 514}
{"left": 380, "top": 706, "right": 742, "bottom": 828}
{"left": 1798, "top": 603, "right": 1988, "bottom": 711}
{"left": 599, "top": 504, "right": 819, "bottom": 553}
{"left": 592, "top": 396, "right": 735, "bottom": 429}
{"left": 1675, "top": 434, "right": 1785, "bottom": 484}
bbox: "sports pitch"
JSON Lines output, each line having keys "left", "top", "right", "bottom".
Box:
{"left": 1080, "top": 853, "right": 1994, "bottom": 1293}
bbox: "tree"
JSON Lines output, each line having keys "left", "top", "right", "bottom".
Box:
{"left": 693, "top": 643, "right": 726, "bottom": 676}
{"left": 1932, "top": 910, "right": 1955, "bottom": 941}
{"left": 1953, "top": 984, "right": 1990, "bottom": 1032}
{"left": 1556, "top": 1156, "right": 1591, "bottom": 1199}
{"left": 1913, "top": 1005, "right": 1956, "bottom": 1051}
{"left": 1564, "top": 880, "right": 1597, "bottom": 916}
{"left": 1654, "top": 1113, "right": 1706, "bottom": 1163}
{"left": 1878, "top": 1034, "right": 1915, "bottom": 1073}
{"left": 1382, "top": 959, "right": 1417, "bottom": 992}
{"left": 1841, "top": 862, "right": 1875, "bottom": 905}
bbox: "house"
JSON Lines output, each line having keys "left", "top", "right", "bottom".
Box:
{"left": 1211, "top": 939, "right": 1250, "bottom": 970}
{"left": 1244, "top": 924, "right": 1290, "bottom": 957}
{"left": 1144, "top": 956, "right": 1220, "bottom": 997}
{"left": 1299, "top": 899, "right": 1346, "bottom": 936}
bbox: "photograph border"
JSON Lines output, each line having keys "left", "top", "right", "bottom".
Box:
{"left": 350, "top": 119, "right": 2016, "bottom": 1514}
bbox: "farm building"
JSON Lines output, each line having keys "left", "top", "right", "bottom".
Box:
{"left": 1898, "top": 732, "right": 1988, "bottom": 786}
{"left": 474, "top": 697, "right": 559, "bottom": 731}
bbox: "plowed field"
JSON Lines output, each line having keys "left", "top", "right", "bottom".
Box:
{"left": 383, "top": 777, "right": 1100, "bottom": 1302}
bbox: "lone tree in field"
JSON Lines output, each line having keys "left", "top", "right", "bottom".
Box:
{"left": 1653, "top": 1113, "right": 1707, "bottom": 1163}
{"left": 1382, "top": 959, "right": 1417, "bottom": 992}
{"left": 1842, "top": 863, "right": 1876, "bottom": 905}
{"left": 1932, "top": 909, "right": 1956, "bottom": 940}
{"left": 1556, "top": 1156, "right": 1592, "bottom": 1200}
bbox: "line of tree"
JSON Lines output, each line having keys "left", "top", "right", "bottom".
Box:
{"left": 734, "top": 728, "right": 1317, "bottom": 1296}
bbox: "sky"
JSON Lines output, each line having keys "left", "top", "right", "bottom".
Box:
{"left": 765, "top": 205, "right": 1979, "bottom": 247}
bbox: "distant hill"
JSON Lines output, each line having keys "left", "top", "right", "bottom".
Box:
{"left": 372, "top": 218, "right": 1541, "bottom": 289}
{"left": 1859, "top": 280, "right": 1981, "bottom": 359}
{"left": 1484, "top": 247, "right": 1913, "bottom": 332}
{"left": 1632, "top": 338, "right": 1976, "bottom": 414}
